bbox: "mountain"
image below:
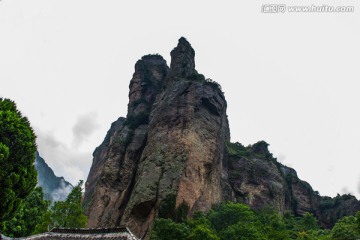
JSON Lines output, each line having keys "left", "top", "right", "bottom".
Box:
{"left": 83, "top": 37, "right": 360, "bottom": 238}
{"left": 225, "top": 141, "right": 360, "bottom": 228}
{"left": 34, "top": 151, "right": 73, "bottom": 202}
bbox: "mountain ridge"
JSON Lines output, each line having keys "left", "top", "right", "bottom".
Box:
{"left": 83, "top": 37, "right": 360, "bottom": 238}
{"left": 35, "top": 151, "right": 73, "bottom": 202}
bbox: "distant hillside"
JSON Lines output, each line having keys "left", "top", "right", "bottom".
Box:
{"left": 34, "top": 151, "right": 73, "bottom": 202}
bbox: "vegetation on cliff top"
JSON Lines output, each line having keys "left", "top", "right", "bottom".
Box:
{"left": 226, "top": 141, "right": 275, "bottom": 161}
{"left": 187, "top": 72, "right": 223, "bottom": 94}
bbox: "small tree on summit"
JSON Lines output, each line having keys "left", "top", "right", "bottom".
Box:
{"left": 0, "top": 98, "right": 37, "bottom": 224}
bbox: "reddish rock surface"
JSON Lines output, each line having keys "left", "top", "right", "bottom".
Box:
{"left": 83, "top": 38, "right": 360, "bottom": 239}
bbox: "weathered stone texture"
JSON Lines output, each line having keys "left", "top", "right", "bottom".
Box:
{"left": 84, "top": 38, "right": 360, "bottom": 239}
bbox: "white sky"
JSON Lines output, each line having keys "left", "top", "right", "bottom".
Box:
{"left": 1, "top": 0, "right": 360, "bottom": 198}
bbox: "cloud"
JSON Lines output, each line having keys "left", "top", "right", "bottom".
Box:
{"left": 52, "top": 178, "right": 73, "bottom": 202}
{"left": 72, "top": 112, "right": 100, "bottom": 148}
{"left": 35, "top": 128, "right": 93, "bottom": 185}
{"left": 36, "top": 130, "right": 64, "bottom": 149}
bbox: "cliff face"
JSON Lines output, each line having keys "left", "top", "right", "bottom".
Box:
{"left": 84, "top": 38, "right": 229, "bottom": 238}
{"left": 120, "top": 39, "right": 230, "bottom": 236}
{"left": 35, "top": 152, "right": 73, "bottom": 202}
{"left": 84, "top": 38, "right": 360, "bottom": 238}
{"left": 225, "top": 141, "right": 360, "bottom": 228}
{"left": 83, "top": 54, "right": 168, "bottom": 230}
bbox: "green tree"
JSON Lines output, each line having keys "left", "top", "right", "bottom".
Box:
{"left": 283, "top": 212, "right": 330, "bottom": 240}
{"left": 331, "top": 216, "right": 360, "bottom": 240}
{"left": 33, "top": 210, "right": 52, "bottom": 234}
{"left": 0, "top": 98, "right": 37, "bottom": 223}
{"left": 219, "top": 221, "right": 266, "bottom": 240}
{"left": 207, "top": 202, "right": 258, "bottom": 232}
{"left": 356, "top": 211, "right": 360, "bottom": 232}
{"left": 150, "top": 202, "right": 334, "bottom": 240}
{"left": 151, "top": 218, "right": 190, "bottom": 240}
{"left": 207, "top": 202, "right": 266, "bottom": 240}
{"left": 258, "top": 207, "right": 290, "bottom": 240}
{"left": 0, "top": 187, "right": 50, "bottom": 237}
{"left": 188, "top": 224, "right": 219, "bottom": 240}
{"left": 296, "top": 231, "right": 311, "bottom": 240}
{"left": 301, "top": 212, "right": 318, "bottom": 231}
{"left": 50, "top": 180, "right": 87, "bottom": 228}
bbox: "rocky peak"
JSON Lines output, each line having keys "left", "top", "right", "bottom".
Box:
{"left": 128, "top": 54, "right": 169, "bottom": 116}
{"left": 84, "top": 38, "right": 230, "bottom": 238}
{"left": 83, "top": 38, "right": 360, "bottom": 239}
{"left": 34, "top": 152, "right": 73, "bottom": 202}
{"left": 84, "top": 51, "right": 170, "bottom": 234}
{"left": 167, "top": 37, "right": 197, "bottom": 81}
{"left": 281, "top": 165, "right": 298, "bottom": 178}
{"left": 251, "top": 141, "right": 271, "bottom": 157}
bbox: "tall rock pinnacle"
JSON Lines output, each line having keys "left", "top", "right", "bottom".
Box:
{"left": 167, "top": 37, "right": 197, "bottom": 81}
{"left": 120, "top": 38, "right": 230, "bottom": 238}
{"left": 83, "top": 54, "right": 169, "bottom": 231}
{"left": 128, "top": 55, "right": 169, "bottom": 115}
{"left": 84, "top": 38, "right": 230, "bottom": 239}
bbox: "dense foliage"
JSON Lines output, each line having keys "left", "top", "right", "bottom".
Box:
{"left": 35, "top": 180, "right": 88, "bottom": 231}
{"left": 1, "top": 181, "right": 87, "bottom": 237}
{"left": 0, "top": 98, "right": 37, "bottom": 223}
{"left": 188, "top": 72, "right": 223, "bottom": 94}
{"left": 0, "top": 187, "right": 50, "bottom": 237}
{"left": 151, "top": 202, "right": 360, "bottom": 240}
{"left": 0, "top": 99, "right": 87, "bottom": 236}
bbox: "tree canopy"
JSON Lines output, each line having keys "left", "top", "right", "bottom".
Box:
{"left": 1, "top": 181, "right": 88, "bottom": 237}
{"left": 0, "top": 98, "right": 37, "bottom": 223}
{"left": 0, "top": 187, "right": 50, "bottom": 237}
{"left": 50, "top": 180, "right": 88, "bottom": 228}
{"left": 151, "top": 202, "right": 360, "bottom": 240}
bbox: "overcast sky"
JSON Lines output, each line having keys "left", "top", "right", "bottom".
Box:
{"left": 1, "top": 0, "right": 360, "bottom": 198}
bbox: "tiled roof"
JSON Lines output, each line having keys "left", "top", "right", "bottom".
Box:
{"left": 1, "top": 227, "right": 139, "bottom": 240}
{"left": 50, "top": 227, "right": 129, "bottom": 234}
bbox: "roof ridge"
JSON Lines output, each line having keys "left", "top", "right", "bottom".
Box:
{"left": 50, "top": 226, "right": 128, "bottom": 233}
{"left": 1, "top": 227, "right": 140, "bottom": 240}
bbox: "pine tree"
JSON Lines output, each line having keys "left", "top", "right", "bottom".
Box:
{"left": 0, "top": 98, "right": 37, "bottom": 223}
